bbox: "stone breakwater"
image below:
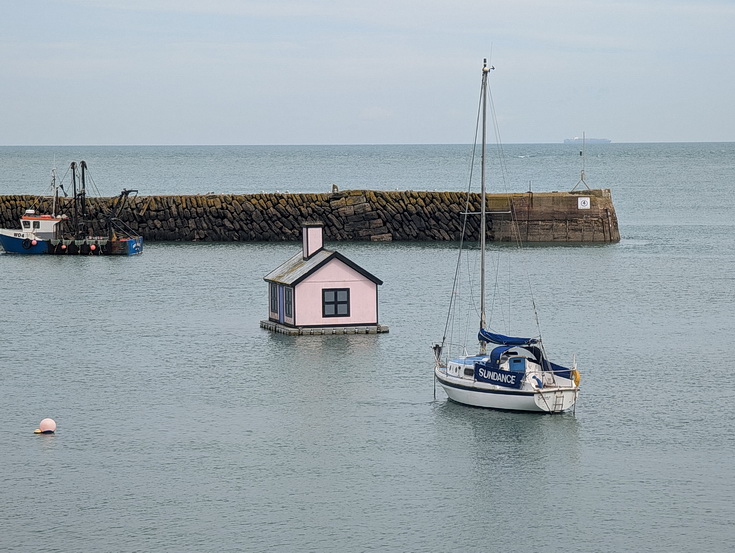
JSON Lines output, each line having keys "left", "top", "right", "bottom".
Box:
{"left": 0, "top": 189, "right": 619, "bottom": 242}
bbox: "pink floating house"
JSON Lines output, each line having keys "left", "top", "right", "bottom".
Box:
{"left": 261, "top": 222, "right": 388, "bottom": 335}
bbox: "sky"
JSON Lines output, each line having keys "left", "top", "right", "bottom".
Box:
{"left": 2, "top": 0, "right": 734, "bottom": 145}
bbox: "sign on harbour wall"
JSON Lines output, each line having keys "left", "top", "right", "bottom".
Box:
{"left": 578, "top": 197, "right": 591, "bottom": 209}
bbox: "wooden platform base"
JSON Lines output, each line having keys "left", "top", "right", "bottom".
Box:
{"left": 260, "top": 320, "right": 389, "bottom": 336}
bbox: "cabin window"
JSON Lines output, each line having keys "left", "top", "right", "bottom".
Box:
{"left": 32, "top": 221, "right": 40, "bottom": 229}
{"left": 270, "top": 283, "right": 278, "bottom": 313}
{"left": 22, "top": 220, "right": 30, "bottom": 229}
{"left": 284, "top": 287, "right": 293, "bottom": 318}
{"left": 322, "top": 288, "right": 350, "bottom": 317}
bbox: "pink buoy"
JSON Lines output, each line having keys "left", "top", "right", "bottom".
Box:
{"left": 36, "top": 418, "right": 57, "bottom": 434}
{"left": 90, "top": 244, "right": 96, "bottom": 251}
{"left": 31, "top": 240, "right": 37, "bottom": 246}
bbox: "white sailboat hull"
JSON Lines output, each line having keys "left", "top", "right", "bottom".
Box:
{"left": 435, "top": 366, "right": 579, "bottom": 413}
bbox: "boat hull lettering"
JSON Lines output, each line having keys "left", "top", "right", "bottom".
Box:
{"left": 474, "top": 365, "right": 524, "bottom": 389}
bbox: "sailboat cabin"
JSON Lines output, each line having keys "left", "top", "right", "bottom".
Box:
{"left": 261, "top": 222, "right": 388, "bottom": 335}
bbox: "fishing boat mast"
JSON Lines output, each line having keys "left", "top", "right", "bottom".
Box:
{"left": 50, "top": 168, "right": 59, "bottom": 218}
{"left": 79, "top": 161, "right": 89, "bottom": 238}
{"left": 70, "top": 162, "right": 78, "bottom": 236}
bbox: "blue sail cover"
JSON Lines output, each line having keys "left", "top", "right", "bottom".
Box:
{"left": 478, "top": 328, "right": 538, "bottom": 347}
{"left": 474, "top": 346, "right": 525, "bottom": 389}
{"left": 524, "top": 345, "right": 573, "bottom": 378}
{"left": 547, "top": 361, "right": 572, "bottom": 380}
{"left": 473, "top": 344, "right": 572, "bottom": 388}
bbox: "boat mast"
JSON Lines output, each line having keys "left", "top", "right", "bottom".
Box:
{"left": 79, "top": 161, "right": 88, "bottom": 237}
{"left": 51, "top": 168, "right": 58, "bottom": 217}
{"left": 71, "top": 162, "right": 78, "bottom": 235}
{"left": 479, "top": 59, "right": 493, "bottom": 354}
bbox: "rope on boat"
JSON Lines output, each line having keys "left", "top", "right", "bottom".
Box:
{"left": 439, "top": 89, "right": 485, "bottom": 361}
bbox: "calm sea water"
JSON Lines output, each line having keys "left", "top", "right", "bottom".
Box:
{"left": 1, "top": 143, "right": 734, "bottom": 552}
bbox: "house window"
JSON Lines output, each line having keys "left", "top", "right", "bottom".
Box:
{"left": 323, "top": 288, "right": 350, "bottom": 317}
{"left": 22, "top": 220, "right": 30, "bottom": 229}
{"left": 284, "top": 287, "right": 293, "bottom": 318}
{"left": 33, "top": 221, "right": 40, "bottom": 229}
{"left": 270, "top": 283, "right": 278, "bottom": 313}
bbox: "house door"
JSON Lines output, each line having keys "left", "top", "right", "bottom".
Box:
{"left": 278, "top": 285, "right": 285, "bottom": 323}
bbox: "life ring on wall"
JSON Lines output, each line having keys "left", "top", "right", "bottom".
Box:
{"left": 22, "top": 238, "right": 32, "bottom": 249}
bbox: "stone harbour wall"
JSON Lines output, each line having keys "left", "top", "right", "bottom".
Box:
{"left": 0, "top": 188, "right": 620, "bottom": 243}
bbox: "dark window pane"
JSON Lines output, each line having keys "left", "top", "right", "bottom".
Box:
{"left": 285, "top": 288, "right": 293, "bottom": 317}
{"left": 270, "top": 284, "right": 279, "bottom": 312}
{"left": 322, "top": 288, "right": 350, "bottom": 318}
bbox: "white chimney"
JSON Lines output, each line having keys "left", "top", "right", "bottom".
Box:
{"left": 302, "top": 222, "right": 324, "bottom": 259}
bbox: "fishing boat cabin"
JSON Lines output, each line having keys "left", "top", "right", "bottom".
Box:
{"left": 261, "top": 222, "right": 388, "bottom": 335}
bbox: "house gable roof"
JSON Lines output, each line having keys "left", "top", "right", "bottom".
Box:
{"left": 263, "top": 248, "right": 383, "bottom": 287}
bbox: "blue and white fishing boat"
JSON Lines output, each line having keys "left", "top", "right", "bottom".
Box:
{"left": 0, "top": 161, "right": 142, "bottom": 255}
{"left": 433, "top": 60, "right": 580, "bottom": 413}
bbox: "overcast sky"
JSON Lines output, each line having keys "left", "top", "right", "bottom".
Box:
{"left": 2, "top": 0, "right": 733, "bottom": 145}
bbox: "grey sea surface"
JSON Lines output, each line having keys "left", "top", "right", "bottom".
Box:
{"left": 1, "top": 143, "right": 734, "bottom": 552}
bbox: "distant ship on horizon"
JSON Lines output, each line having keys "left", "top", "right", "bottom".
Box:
{"left": 564, "top": 137, "right": 611, "bottom": 144}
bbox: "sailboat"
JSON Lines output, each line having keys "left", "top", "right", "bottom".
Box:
{"left": 0, "top": 161, "right": 143, "bottom": 255}
{"left": 433, "top": 60, "right": 580, "bottom": 413}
